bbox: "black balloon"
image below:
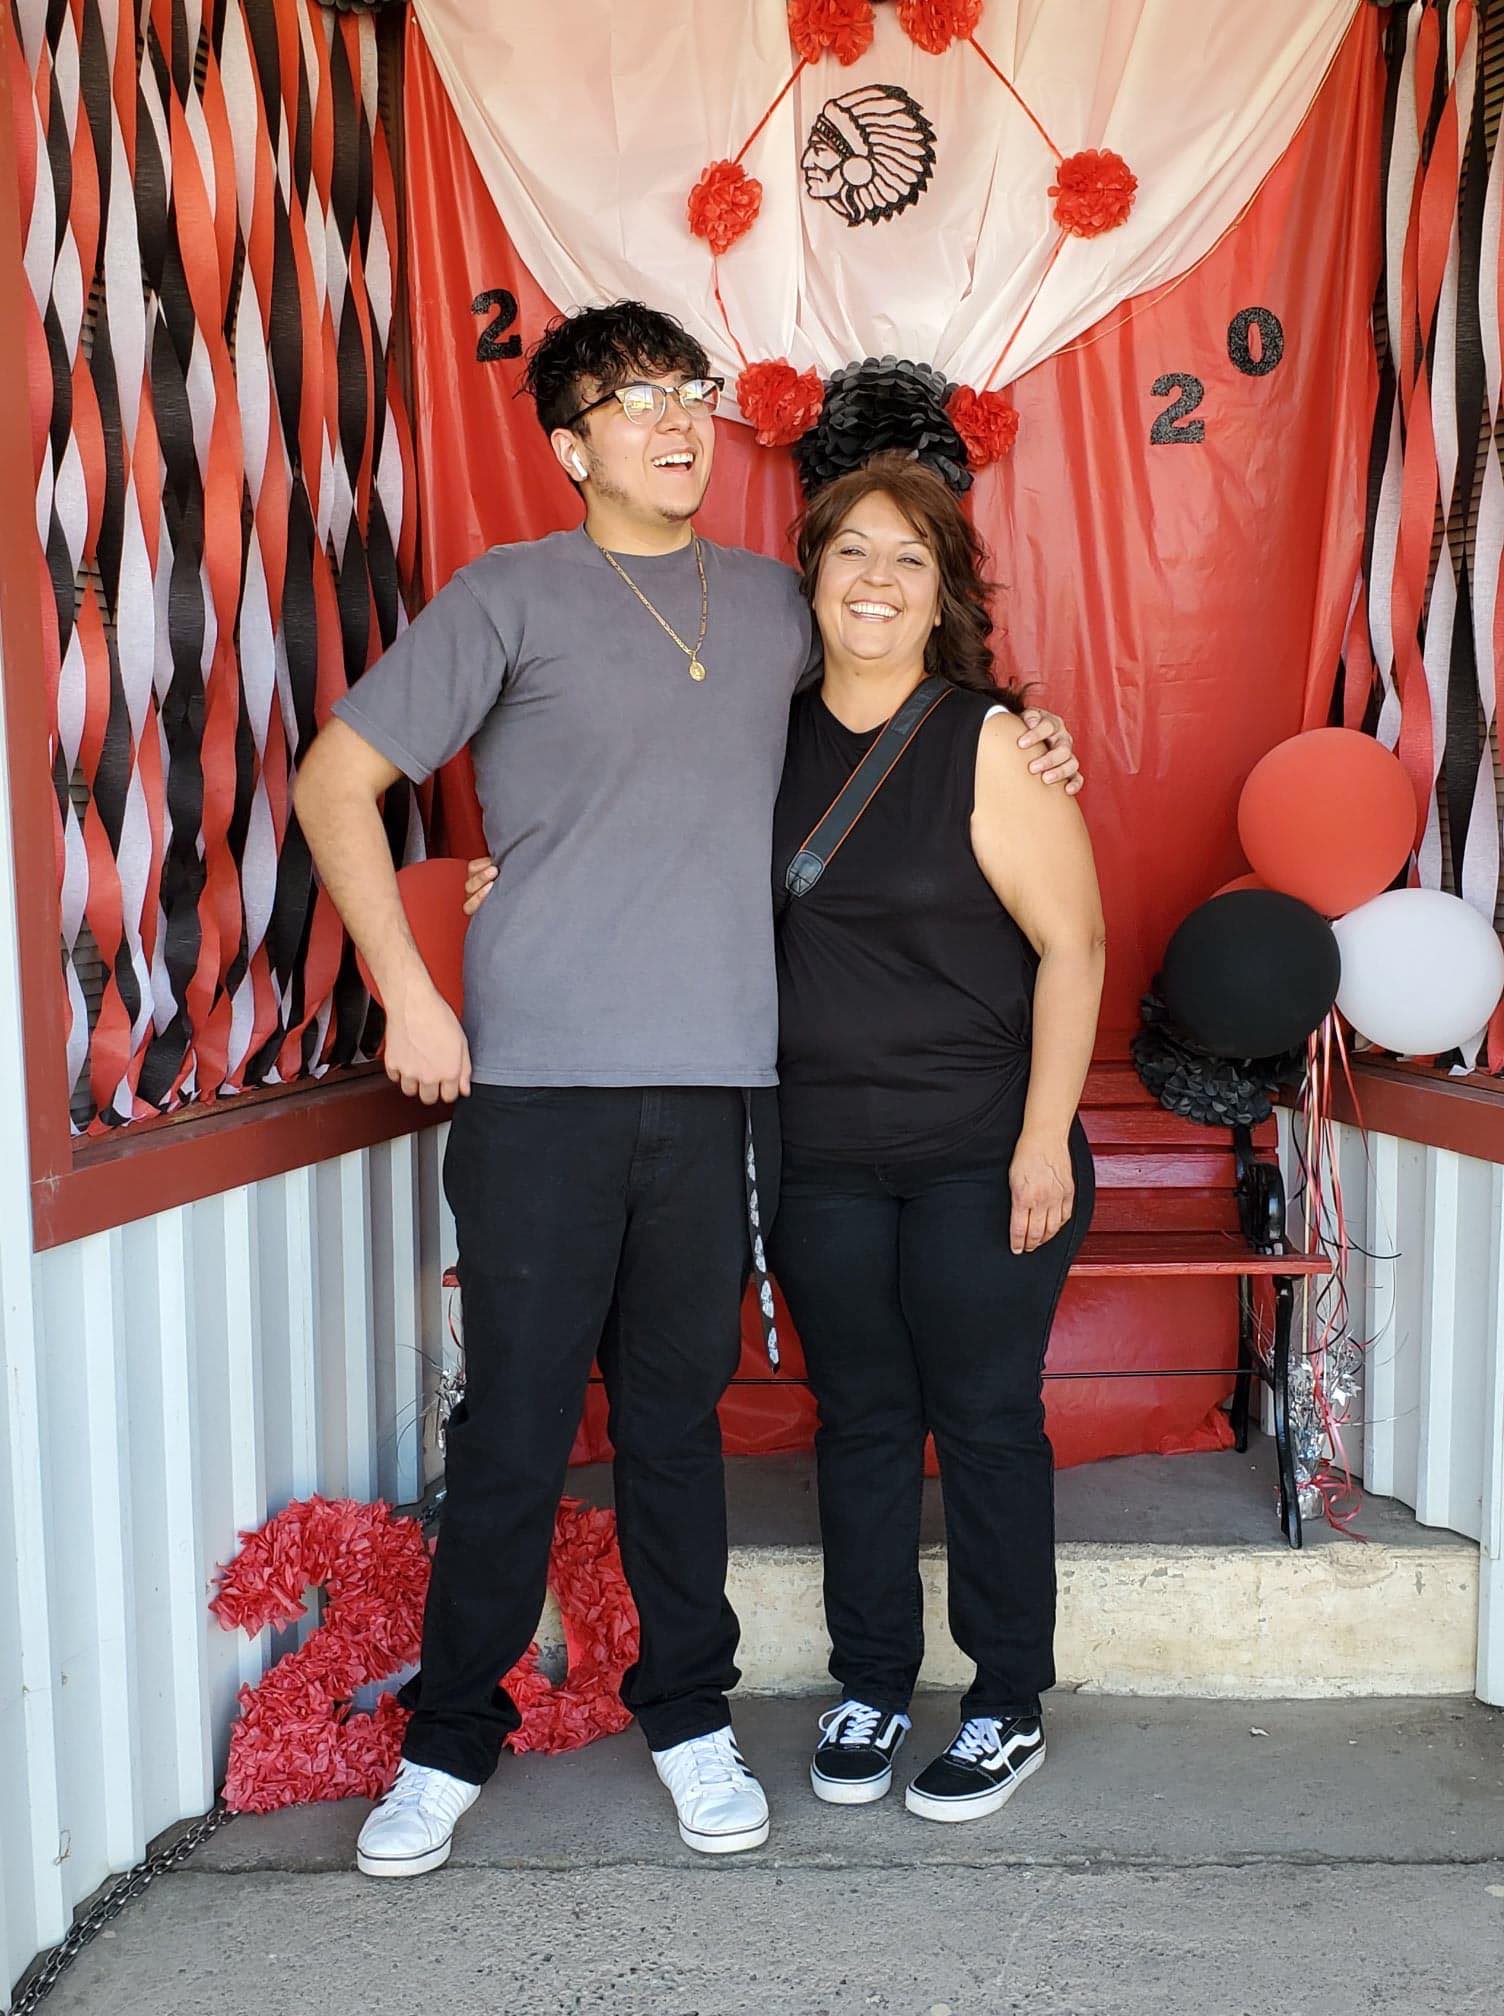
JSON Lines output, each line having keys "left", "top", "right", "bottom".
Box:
{"left": 1158, "top": 890, "right": 1340, "bottom": 1060}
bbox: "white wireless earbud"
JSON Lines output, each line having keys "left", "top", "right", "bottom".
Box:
{"left": 570, "top": 450, "right": 588, "bottom": 480}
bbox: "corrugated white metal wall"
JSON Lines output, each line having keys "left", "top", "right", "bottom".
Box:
{"left": 0, "top": 1097, "right": 454, "bottom": 2002}
{"left": 1281, "top": 1114, "right": 1504, "bottom": 1706}
{"left": 0, "top": 549, "right": 467, "bottom": 2002}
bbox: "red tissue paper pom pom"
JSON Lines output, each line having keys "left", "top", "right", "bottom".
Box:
{"left": 947, "top": 387, "right": 1020, "bottom": 469}
{"left": 212, "top": 1494, "right": 639, "bottom": 1812}
{"left": 788, "top": 0, "right": 875, "bottom": 65}
{"left": 688, "top": 160, "right": 763, "bottom": 255}
{"left": 737, "top": 359, "right": 826, "bottom": 447}
{"left": 898, "top": 0, "right": 983, "bottom": 55}
{"left": 1049, "top": 148, "right": 1138, "bottom": 238}
{"left": 505, "top": 1499, "right": 639, "bottom": 1756}
{"left": 211, "top": 1497, "right": 431, "bottom": 1814}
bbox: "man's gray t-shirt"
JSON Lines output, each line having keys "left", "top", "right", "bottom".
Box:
{"left": 333, "top": 528, "right": 813, "bottom": 1087}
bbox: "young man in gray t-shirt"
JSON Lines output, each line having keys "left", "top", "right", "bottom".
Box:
{"left": 294, "top": 303, "right": 1078, "bottom": 1876}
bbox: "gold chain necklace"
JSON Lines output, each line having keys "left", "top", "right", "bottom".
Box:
{"left": 588, "top": 531, "right": 710, "bottom": 681}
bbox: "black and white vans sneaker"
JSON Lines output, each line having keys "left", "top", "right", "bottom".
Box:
{"left": 904, "top": 1713, "right": 1045, "bottom": 1823}
{"left": 810, "top": 1700, "right": 911, "bottom": 1805}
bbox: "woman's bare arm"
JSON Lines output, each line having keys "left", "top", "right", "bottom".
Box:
{"left": 969, "top": 712, "right": 1107, "bottom": 1252}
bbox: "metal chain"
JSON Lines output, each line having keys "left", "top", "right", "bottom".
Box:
{"left": 8, "top": 1805, "right": 234, "bottom": 2015}
{"left": 586, "top": 530, "right": 710, "bottom": 676}
{"left": 10, "top": 1484, "right": 449, "bottom": 2011}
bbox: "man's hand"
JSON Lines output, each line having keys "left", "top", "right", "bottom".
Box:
{"left": 1017, "top": 708, "right": 1084, "bottom": 795}
{"left": 383, "top": 976, "right": 473, "bottom": 1105}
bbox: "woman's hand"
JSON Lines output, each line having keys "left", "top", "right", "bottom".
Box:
{"left": 1008, "top": 1132, "right": 1076, "bottom": 1255}
{"left": 463, "top": 856, "right": 498, "bottom": 915}
{"left": 1017, "top": 709, "right": 1084, "bottom": 795}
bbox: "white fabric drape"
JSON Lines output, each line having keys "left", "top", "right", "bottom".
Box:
{"left": 412, "top": 0, "right": 1362, "bottom": 406}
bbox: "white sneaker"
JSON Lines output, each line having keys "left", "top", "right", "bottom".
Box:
{"left": 356, "top": 1759, "right": 480, "bottom": 1878}
{"left": 652, "top": 1726, "right": 770, "bottom": 1855}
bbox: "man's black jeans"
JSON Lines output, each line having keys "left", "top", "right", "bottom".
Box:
{"left": 400, "top": 1085, "right": 754, "bottom": 1784}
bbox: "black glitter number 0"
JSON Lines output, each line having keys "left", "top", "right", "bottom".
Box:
{"left": 1149, "top": 373, "right": 1205, "bottom": 445}
{"left": 472, "top": 289, "right": 521, "bottom": 362}
{"left": 1227, "top": 306, "right": 1284, "bottom": 377}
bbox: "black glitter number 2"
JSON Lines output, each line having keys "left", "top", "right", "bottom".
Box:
{"left": 1149, "top": 373, "right": 1205, "bottom": 445}
{"left": 472, "top": 288, "right": 521, "bottom": 362}
{"left": 1149, "top": 307, "right": 1286, "bottom": 444}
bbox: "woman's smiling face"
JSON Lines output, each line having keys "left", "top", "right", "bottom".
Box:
{"left": 812, "top": 489, "right": 942, "bottom": 671}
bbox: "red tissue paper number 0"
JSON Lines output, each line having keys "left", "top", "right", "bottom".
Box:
{"left": 211, "top": 1495, "right": 638, "bottom": 1813}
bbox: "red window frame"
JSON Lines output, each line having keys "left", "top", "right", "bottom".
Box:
{"left": 0, "top": 57, "right": 432, "bottom": 1255}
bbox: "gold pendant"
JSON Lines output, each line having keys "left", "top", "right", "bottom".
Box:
{"left": 688, "top": 658, "right": 707, "bottom": 682}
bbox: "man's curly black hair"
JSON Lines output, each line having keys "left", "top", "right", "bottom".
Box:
{"left": 520, "top": 301, "right": 711, "bottom": 437}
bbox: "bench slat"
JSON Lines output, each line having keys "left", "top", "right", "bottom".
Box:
{"left": 1075, "top": 1231, "right": 1331, "bottom": 1277}
{"left": 1090, "top": 1192, "right": 1240, "bottom": 1233}
{"left": 1094, "top": 1150, "right": 1238, "bottom": 1189}
{"left": 1083, "top": 1107, "right": 1271, "bottom": 1148}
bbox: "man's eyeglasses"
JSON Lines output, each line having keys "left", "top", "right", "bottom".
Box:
{"left": 564, "top": 377, "right": 725, "bottom": 429}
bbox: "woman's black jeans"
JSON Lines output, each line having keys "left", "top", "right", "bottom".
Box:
{"left": 769, "top": 1120, "right": 1094, "bottom": 1720}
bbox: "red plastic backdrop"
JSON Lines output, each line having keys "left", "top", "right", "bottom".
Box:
{"left": 400, "top": 15, "right": 1383, "bottom": 1468}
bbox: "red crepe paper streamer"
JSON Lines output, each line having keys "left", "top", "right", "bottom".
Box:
{"left": 738, "top": 359, "right": 827, "bottom": 446}
{"left": 947, "top": 386, "right": 1020, "bottom": 467}
{"left": 688, "top": 160, "right": 764, "bottom": 255}
{"left": 1049, "top": 148, "right": 1138, "bottom": 237}
{"left": 898, "top": 0, "right": 984, "bottom": 54}
{"left": 788, "top": 0, "right": 875, "bottom": 66}
{"left": 212, "top": 1495, "right": 638, "bottom": 1813}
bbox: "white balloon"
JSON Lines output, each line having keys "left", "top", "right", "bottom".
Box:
{"left": 1333, "top": 889, "right": 1504, "bottom": 1055}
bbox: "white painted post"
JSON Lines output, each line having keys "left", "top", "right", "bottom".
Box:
{"left": 1417, "top": 1149, "right": 1464, "bottom": 1530}
{"left": 1478, "top": 1166, "right": 1504, "bottom": 1705}
{"left": 121, "top": 1210, "right": 214, "bottom": 1823}
{"left": 0, "top": 611, "right": 68, "bottom": 1988}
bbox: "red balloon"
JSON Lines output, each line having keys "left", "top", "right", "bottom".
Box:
{"left": 1213, "top": 872, "right": 1268, "bottom": 897}
{"left": 1237, "top": 729, "right": 1414, "bottom": 916}
{"left": 355, "top": 857, "right": 471, "bottom": 1017}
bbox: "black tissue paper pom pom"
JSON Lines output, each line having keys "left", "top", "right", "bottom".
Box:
{"left": 794, "top": 356, "right": 972, "bottom": 497}
{"left": 1131, "top": 990, "right": 1306, "bottom": 1129}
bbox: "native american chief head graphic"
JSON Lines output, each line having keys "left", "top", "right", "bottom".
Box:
{"left": 800, "top": 84, "right": 937, "bottom": 228}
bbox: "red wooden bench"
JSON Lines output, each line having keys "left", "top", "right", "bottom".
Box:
{"left": 1070, "top": 1064, "right": 1332, "bottom": 1546}
{"left": 717, "top": 1064, "right": 1334, "bottom": 1545}
{"left": 492, "top": 1065, "right": 1334, "bottom": 1547}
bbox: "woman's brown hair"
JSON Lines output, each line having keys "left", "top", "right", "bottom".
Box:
{"left": 793, "top": 452, "right": 1025, "bottom": 708}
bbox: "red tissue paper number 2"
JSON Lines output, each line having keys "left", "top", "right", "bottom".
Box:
{"left": 210, "top": 1496, "right": 638, "bottom": 1813}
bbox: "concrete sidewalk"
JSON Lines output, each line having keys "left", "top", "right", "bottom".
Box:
{"left": 37, "top": 1695, "right": 1504, "bottom": 2016}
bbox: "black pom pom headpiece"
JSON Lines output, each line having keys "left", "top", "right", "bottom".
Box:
{"left": 794, "top": 356, "right": 972, "bottom": 497}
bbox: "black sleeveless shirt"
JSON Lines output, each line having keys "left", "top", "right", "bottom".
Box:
{"left": 772, "top": 682, "right": 1039, "bottom": 1163}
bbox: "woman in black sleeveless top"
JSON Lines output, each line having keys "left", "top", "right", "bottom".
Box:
{"left": 771, "top": 453, "right": 1105, "bottom": 1824}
